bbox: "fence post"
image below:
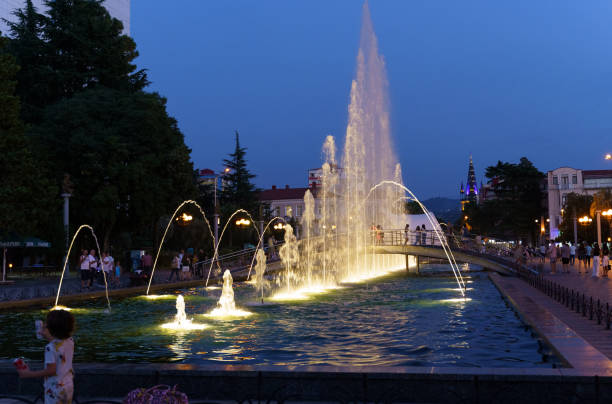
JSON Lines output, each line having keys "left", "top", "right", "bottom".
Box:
{"left": 590, "top": 297, "right": 594, "bottom": 320}
{"left": 597, "top": 299, "right": 602, "bottom": 325}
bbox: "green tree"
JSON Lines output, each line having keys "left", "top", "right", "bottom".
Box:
{"left": 221, "top": 131, "right": 260, "bottom": 215}
{"left": 0, "top": 35, "right": 58, "bottom": 238}
{"left": 3, "top": 0, "right": 48, "bottom": 122}
{"left": 31, "top": 88, "right": 196, "bottom": 251}
{"left": 405, "top": 201, "right": 424, "bottom": 214}
{"left": 557, "top": 193, "right": 594, "bottom": 242}
{"left": 220, "top": 131, "right": 260, "bottom": 249}
{"left": 5, "top": 0, "right": 147, "bottom": 122}
{"left": 469, "top": 157, "right": 545, "bottom": 242}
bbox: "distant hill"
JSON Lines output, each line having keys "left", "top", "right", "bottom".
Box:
{"left": 421, "top": 197, "right": 461, "bottom": 223}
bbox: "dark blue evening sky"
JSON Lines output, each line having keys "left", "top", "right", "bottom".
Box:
{"left": 132, "top": 1, "right": 612, "bottom": 199}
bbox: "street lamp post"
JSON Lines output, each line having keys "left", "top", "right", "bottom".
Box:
{"left": 603, "top": 209, "right": 612, "bottom": 244}
{"left": 578, "top": 216, "right": 593, "bottom": 242}
{"left": 213, "top": 168, "right": 230, "bottom": 248}
{"left": 596, "top": 211, "right": 602, "bottom": 246}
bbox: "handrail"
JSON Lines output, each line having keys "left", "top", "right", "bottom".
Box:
{"left": 516, "top": 265, "right": 612, "bottom": 330}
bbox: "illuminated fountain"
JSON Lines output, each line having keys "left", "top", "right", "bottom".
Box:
{"left": 252, "top": 1, "right": 464, "bottom": 301}
{"left": 206, "top": 270, "right": 252, "bottom": 318}
{"left": 55, "top": 224, "right": 111, "bottom": 312}
{"left": 161, "top": 295, "right": 206, "bottom": 331}
{"left": 148, "top": 1, "right": 464, "bottom": 305}
{"left": 147, "top": 200, "right": 215, "bottom": 295}
{"left": 253, "top": 249, "right": 269, "bottom": 304}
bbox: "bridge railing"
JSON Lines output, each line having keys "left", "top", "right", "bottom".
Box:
{"left": 370, "top": 229, "right": 446, "bottom": 246}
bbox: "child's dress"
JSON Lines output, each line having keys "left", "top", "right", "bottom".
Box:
{"left": 44, "top": 337, "right": 74, "bottom": 404}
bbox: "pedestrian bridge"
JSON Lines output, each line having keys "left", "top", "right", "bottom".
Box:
{"left": 369, "top": 229, "right": 517, "bottom": 275}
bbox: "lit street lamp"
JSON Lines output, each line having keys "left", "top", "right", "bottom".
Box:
{"left": 235, "top": 218, "right": 251, "bottom": 227}
{"left": 605, "top": 153, "right": 612, "bottom": 160}
{"left": 175, "top": 212, "right": 193, "bottom": 226}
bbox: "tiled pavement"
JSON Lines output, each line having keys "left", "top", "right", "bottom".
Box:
{"left": 491, "top": 271, "right": 612, "bottom": 370}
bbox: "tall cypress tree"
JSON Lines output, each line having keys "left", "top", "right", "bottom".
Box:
{"left": 221, "top": 131, "right": 259, "bottom": 216}
{"left": 4, "top": 0, "right": 48, "bottom": 122}
{"left": 5, "top": 0, "right": 148, "bottom": 122}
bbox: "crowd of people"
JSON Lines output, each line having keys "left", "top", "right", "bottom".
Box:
{"left": 403, "top": 223, "right": 431, "bottom": 245}
{"left": 515, "top": 241, "right": 612, "bottom": 277}
{"left": 78, "top": 249, "right": 121, "bottom": 291}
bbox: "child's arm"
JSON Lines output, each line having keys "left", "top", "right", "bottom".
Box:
{"left": 17, "top": 362, "right": 56, "bottom": 378}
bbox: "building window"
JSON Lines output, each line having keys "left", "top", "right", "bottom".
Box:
{"left": 553, "top": 176, "right": 558, "bottom": 185}
{"left": 562, "top": 194, "right": 567, "bottom": 206}
{"left": 572, "top": 175, "right": 577, "bottom": 184}
{"left": 274, "top": 207, "right": 280, "bottom": 217}
{"left": 562, "top": 176, "right": 568, "bottom": 185}
{"left": 296, "top": 205, "right": 303, "bottom": 217}
{"left": 285, "top": 206, "right": 293, "bottom": 217}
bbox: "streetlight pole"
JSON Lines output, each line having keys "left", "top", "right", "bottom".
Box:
{"left": 596, "top": 210, "right": 602, "bottom": 246}
{"left": 213, "top": 179, "right": 219, "bottom": 249}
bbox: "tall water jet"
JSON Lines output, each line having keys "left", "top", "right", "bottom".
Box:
{"left": 301, "top": 190, "right": 315, "bottom": 286}
{"left": 253, "top": 248, "right": 269, "bottom": 303}
{"left": 246, "top": 216, "right": 286, "bottom": 281}
{"left": 161, "top": 295, "right": 206, "bottom": 330}
{"left": 278, "top": 224, "right": 299, "bottom": 293}
{"left": 337, "top": 1, "right": 405, "bottom": 282}
{"left": 206, "top": 270, "right": 252, "bottom": 318}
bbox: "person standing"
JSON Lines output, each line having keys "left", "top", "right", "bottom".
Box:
{"left": 592, "top": 242, "right": 601, "bottom": 277}
{"left": 168, "top": 253, "right": 181, "bottom": 282}
{"left": 569, "top": 243, "right": 576, "bottom": 266}
{"left": 602, "top": 243, "right": 610, "bottom": 277}
{"left": 404, "top": 224, "right": 410, "bottom": 245}
{"left": 87, "top": 249, "right": 98, "bottom": 288}
{"left": 178, "top": 249, "right": 185, "bottom": 269}
{"left": 16, "top": 309, "right": 75, "bottom": 404}
{"left": 560, "top": 243, "right": 570, "bottom": 273}
{"left": 102, "top": 252, "right": 114, "bottom": 284}
{"left": 79, "top": 249, "right": 90, "bottom": 290}
{"left": 421, "top": 224, "right": 427, "bottom": 245}
{"left": 548, "top": 243, "right": 558, "bottom": 274}
{"left": 415, "top": 226, "right": 421, "bottom": 245}
{"left": 585, "top": 242, "right": 592, "bottom": 269}
{"left": 577, "top": 242, "right": 586, "bottom": 273}
{"left": 142, "top": 251, "right": 153, "bottom": 275}
{"left": 539, "top": 244, "right": 547, "bottom": 263}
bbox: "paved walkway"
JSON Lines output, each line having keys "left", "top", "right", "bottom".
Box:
{"left": 490, "top": 273, "right": 612, "bottom": 372}
{"left": 528, "top": 259, "right": 612, "bottom": 304}
{"left": 0, "top": 268, "right": 207, "bottom": 302}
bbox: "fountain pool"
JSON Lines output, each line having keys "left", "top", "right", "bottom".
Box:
{"left": 0, "top": 271, "right": 558, "bottom": 367}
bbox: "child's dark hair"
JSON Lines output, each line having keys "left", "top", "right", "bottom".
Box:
{"left": 46, "top": 309, "right": 75, "bottom": 339}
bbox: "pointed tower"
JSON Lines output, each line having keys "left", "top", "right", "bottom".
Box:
{"left": 460, "top": 156, "right": 478, "bottom": 211}
{"left": 466, "top": 155, "right": 478, "bottom": 202}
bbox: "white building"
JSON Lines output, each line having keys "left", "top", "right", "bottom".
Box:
{"left": 547, "top": 167, "right": 612, "bottom": 239}
{"left": 1, "top": 0, "right": 130, "bottom": 35}
{"left": 259, "top": 185, "right": 308, "bottom": 221}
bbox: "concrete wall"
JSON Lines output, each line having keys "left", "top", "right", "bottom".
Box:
{"left": 2, "top": 362, "right": 612, "bottom": 403}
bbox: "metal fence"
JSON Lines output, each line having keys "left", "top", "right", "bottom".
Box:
{"left": 515, "top": 266, "right": 612, "bottom": 329}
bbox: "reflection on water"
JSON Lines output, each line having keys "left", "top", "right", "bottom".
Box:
{"left": 0, "top": 273, "right": 558, "bottom": 367}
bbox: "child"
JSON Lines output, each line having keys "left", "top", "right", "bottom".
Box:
{"left": 114, "top": 260, "right": 122, "bottom": 287}
{"left": 17, "top": 309, "right": 75, "bottom": 404}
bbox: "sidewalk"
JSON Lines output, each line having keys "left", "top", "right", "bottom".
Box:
{"left": 0, "top": 268, "right": 204, "bottom": 302}
{"left": 532, "top": 258, "right": 612, "bottom": 304}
